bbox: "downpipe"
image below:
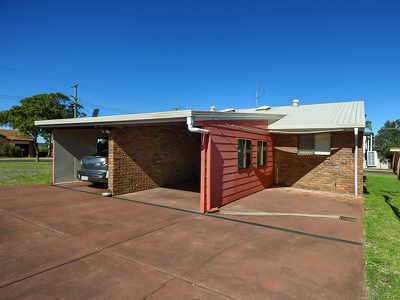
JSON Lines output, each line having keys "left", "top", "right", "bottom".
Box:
{"left": 354, "top": 128, "right": 358, "bottom": 196}
{"left": 187, "top": 117, "right": 209, "bottom": 134}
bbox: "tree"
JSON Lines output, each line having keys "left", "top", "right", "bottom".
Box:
{"left": 375, "top": 119, "right": 400, "bottom": 161}
{"left": 42, "top": 132, "right": 53, "bottom": 157}
{"left": 0, "top": 93, "right": 85, "bottom": 161}
{"left": 366, "top": 120, "right": 373, "bottom": 132}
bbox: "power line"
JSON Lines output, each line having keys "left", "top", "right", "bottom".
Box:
{"left": 0, "top": 66, "right": 73, "bottom": 85}
{"left": 0, "top": 65, "right": 175, "bottom": 110}
{"left": 0, "top": 93, "right": 25, "bottom": 98}
{"left": 0, "top": 91, "right": 137, "bottom": 114}
{"left": 79, "top": 98, "right": 135, "bottom": 114}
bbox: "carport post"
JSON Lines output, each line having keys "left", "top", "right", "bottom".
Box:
{"left": 354, "top": 128, "right": 358, "bottom": 196}
{"left": 52, "top": 135, "right": 56, "bottom": 185}
{"left": 200, "top": 133, "right": 208, "bottom": 213}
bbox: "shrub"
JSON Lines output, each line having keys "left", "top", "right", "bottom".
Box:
{"left": 0, "top": 144, "right": 22, "bottom": 157}
{"left": 38, "top": 148, "right": 49, "bottom": 157}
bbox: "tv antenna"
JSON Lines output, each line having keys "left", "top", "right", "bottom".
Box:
{"left": 255, "top": 82, "right": 259, "bottom": 108}
{"left": 255, "top": 83, "right": 266, "bottom": 108}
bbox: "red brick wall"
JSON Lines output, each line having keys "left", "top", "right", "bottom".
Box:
{"left": 273, "top": 131, "right": 363, "bottom": 195}
{"left": 109, "top": 123, "right": 200, "bottom": 196}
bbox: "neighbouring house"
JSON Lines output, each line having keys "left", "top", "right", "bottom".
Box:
{"left": 0, "top": 129, "right": 35, "bottom": 157}
{"left": 363, "top": 131, "right": 390, "bottom": 169}
{"left": 35, "top": 99, "right": 365, "bottom": 213}
{"left": 390, "top": 148, "right": 400, "bottom": 179}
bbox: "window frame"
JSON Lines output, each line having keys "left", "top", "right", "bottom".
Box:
{"left": 297, "top": 134, "right": 315, "bottom": 155}
{"left": 257, "top": 140, "right": 267, "bottom": 167}
{"left": 238, "top": 139, "right": 252, "bottom": 169}
{"left": 297, "top": 133, "right": 331, "bottom": 156}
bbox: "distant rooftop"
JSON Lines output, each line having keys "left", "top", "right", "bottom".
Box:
{"left": 0, "top": 129, "right": 34, "bottom": 142}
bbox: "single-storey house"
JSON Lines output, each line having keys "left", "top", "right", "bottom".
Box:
{"left": 0, "top": 129, "right": 35, "bottom": 157}
{"left": 35, "top": 100, "right": 365, "bottom": 213}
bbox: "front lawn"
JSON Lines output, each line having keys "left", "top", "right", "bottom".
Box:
{"left": 0, "top": 162, "right": 52, "bottom": 186}
{"left": 364, "top": 173, "right": 400, "bottom": 299}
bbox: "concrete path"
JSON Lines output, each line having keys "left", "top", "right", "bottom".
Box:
{"left": 0, "top": 186, "right": 365, "bottom": 299}
{"left": 0, "top": 158, "right": 53, "bottom": 162}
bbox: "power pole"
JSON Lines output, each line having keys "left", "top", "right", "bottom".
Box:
{"left": 255, "top": 82, "right": 259, "bottom": 108}
{"left": 71, "top": 83, "right": 78, "bottom": 118}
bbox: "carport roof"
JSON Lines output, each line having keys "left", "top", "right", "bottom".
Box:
{"left": 35, "top": 110, "right": 283, "bottom": 128}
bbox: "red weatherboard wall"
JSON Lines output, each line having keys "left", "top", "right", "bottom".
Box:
{"left": 199, "top": 120, "right": 273, "bottom": 212}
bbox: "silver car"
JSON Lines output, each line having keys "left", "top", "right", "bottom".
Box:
{"left": 77, "top": 149, "right": 108, "bottom": 184}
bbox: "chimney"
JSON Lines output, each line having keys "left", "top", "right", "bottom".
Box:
{"left": 209, "top": 105, "right": 216, "bottom": 112}
{"left": 292, "top": 99, "right": 300, "bottom": 107}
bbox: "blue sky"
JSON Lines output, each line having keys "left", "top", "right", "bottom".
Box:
{"left": 0, "top": 0, "right": 399, "bottom": 132}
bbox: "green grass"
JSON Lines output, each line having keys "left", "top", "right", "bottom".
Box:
{"left": 364, "top": 173, "right": 400, "bottom": 299}
{"left": 0, "top": 162, "right": 52, "bottom": 186}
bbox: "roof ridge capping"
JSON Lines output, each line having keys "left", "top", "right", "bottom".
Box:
{"left": 272, "top": 100, "right": 365, "bottom": 108}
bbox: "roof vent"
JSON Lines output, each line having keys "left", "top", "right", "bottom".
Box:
{"left": 221, "top": 108, "right": 235, "bottom": 112}
{"left": 209, "top": 105, "right": 216, "bottom": 112}
{"left": 292, "top": 99, "right": 300, "bottom": 107}
{"left": 255, "top": 105, "right": 271, "bottom": 111}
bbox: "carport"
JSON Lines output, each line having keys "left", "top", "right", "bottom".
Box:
{"left": 36, "top": 110, "right": 280, "bottom": 213}
{"left": 50, "top": 121, "right": 202, "bottom": 209}
{"left": 52, "top": 128, "right": 108, "bottom": 184}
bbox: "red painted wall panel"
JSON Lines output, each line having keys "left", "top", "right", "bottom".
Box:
{"left": 200, "top": 120, "right": 273, "bottom": 211}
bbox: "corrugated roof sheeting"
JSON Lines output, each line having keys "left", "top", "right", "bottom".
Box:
{"left": 238, "top": 101, "right": 365, "bottom": 131}
{"left": 35, "top": 101, "right": 365, "bottom": 131}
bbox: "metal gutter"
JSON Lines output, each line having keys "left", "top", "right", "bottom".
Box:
{"left": 268, "top": 128, "right": 355, "bottom": 134}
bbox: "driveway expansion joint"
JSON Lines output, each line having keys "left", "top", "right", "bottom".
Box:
{"left": 0, "top": 185, "right": 365, "bottom": 298}
{"left": 0, "top": 250, "right": 101, "bottom": 289}
{"left": 0, "top": 211, "right": 197, "bottom": 291}
{"left": 1, "top": 210, "right": 71, "bottom": 238}
{"left": 56, "top": 185, "right": 364, "bottom": 246}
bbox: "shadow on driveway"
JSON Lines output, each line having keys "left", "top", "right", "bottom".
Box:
{"left": 0, "top": 185, "right": 365, "bottom": 299}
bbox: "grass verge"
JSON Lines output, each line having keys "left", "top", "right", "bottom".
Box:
{"left": 0, "top": 162, "right": 52, "bottom": 186}
{"left": 364, "top": 173, "right": 400, "bottom": 299}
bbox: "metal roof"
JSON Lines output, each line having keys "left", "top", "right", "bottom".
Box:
{"left": 237, "top": 101, "right": 365, "bottom": 132}
{"left": 35, "top": 101, "right": 365, "bottom": 132}
{"left": 35, "top": 110, "right": 282, "bottom": 128}
{"left": 0, "top": 129, "right": 34, "bottom": 142}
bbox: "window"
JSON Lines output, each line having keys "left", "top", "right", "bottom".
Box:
{"left": 238, "top": 139, "right": 251, "bottom": 169}
{"left": 298, "top": 133, "right": 331, "bottom": 156}
{"left": 298, "top": 134, "right": 315, "bottom": 155}
{"left": 257, "top": 141, "right": 267, "bottom": 166}
{"left": 314, "top": 133, "right": 331, "bottom": 155}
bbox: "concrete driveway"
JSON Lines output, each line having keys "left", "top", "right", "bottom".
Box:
{"left": 0, "top": 186, "right": 365, "bottom": 299}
